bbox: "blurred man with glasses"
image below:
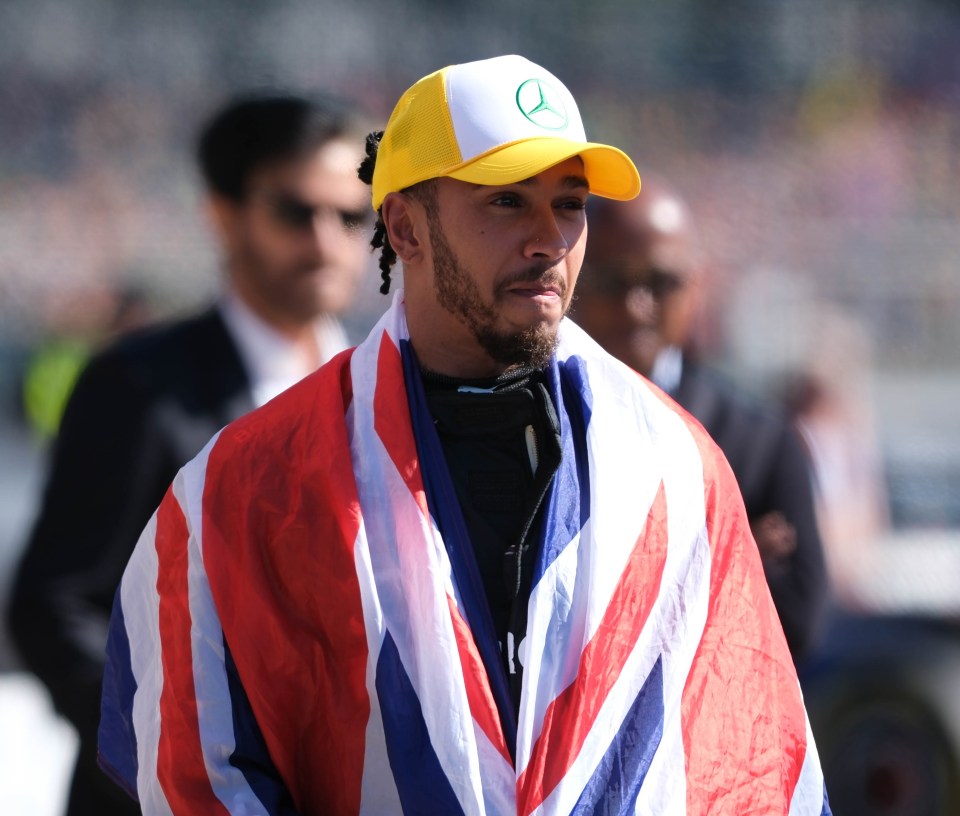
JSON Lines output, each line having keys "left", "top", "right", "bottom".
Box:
{"left": 8, "top": 91, "right": 370, "bottom": 816}
{"left": 573, "top": 180, "right": 829, "bottom": 664}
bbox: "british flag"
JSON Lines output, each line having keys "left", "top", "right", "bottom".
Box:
{"left": 99, "top": 293, "right": 830, "bottom": 814}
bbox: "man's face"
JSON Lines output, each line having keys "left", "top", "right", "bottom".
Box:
{"left": 574, "top": 197, "right": 698, "bottom": 376}
{"left": 406, "top": 156, "right": 589, "bottom": 374}
{"left": 217, "top": 139, "right": 369, "bottom": 329}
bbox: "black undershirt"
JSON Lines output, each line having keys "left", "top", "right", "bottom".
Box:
{"left": 420, "top": 366, "right": 562, "bottom": 713}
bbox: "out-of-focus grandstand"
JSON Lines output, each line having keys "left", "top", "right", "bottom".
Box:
{"left": 1, "top": 1, "right": 958, "bottom": 813}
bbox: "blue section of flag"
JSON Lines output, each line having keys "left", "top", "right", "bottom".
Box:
{"left": 224, "top": 639, "right": 299, "bottom": 814}
{"left": 97, "top": 588, "right": 140, "bottom": 801}
{"left": 821, "top": 783, "right": 833, "bottom": 815}
{"left": 534, "top": 354, "right": 593, "bottom": 585}
{"left": 399, "top": 338, "right": 517, "bottom": 755}
{"left": 376, "top": 630, "right": 466, "bottom": 815}
{"left": 570, "top": 655, "right": 664, "bottom": 816}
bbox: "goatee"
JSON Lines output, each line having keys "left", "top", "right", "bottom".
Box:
{"left": 429, "top": 211, "right": 563, "bottom": 369}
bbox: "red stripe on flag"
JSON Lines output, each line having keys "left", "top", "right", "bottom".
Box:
{"left": 445, "top": 594, "right": 512, "bottom": 765}
{"left": 155, "top": 488, "right": 230, "bottom": 815}
{"left": 680, "top": 420, "right": 808, "bottom": 812}
{"left": 202, "top": 357, "right": 371, "bottom": 814}
{"left": 373, "top": 334, "right": 429, "bottom": 517}
{"left": 517, "top": 483, "right": 670, "bottom": 815}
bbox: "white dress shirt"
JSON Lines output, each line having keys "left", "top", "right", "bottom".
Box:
{"left": 650, "top": 345, "right": 683, "bottom": 395}
{"left": 219, "top": 290, "right": 351, "bottom": 407}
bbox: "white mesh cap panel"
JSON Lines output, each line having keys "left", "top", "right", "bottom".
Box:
{"left": 444, "top": 55, "right": 587, "bottom": 161}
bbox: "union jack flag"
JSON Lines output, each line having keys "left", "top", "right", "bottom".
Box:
{"left": 99, "top": 293, "right": 830, "bottom": 814}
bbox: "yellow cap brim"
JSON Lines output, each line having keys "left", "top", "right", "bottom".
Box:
{"left": 446, "top": 138, "right": 641, "bottom": 201}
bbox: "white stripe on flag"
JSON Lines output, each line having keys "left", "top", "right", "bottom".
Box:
{"left": 515, "top": 526, "right": 582, "bottom": 773}
{"left": 534, "top": 400, "right": 711, "bottom": 815}
{"left": 352, "top": 512, "right": 404, "bottom": 815}
{"left": 122, "top": 512, "right": 174, "bottom": 816}
{"left": 516, "top": 342, "right": 674, "bottom": 773}
{"left": 632, "top": 399, "right": 711, "bottom": 815}
{"left": 631, "top": 523, "right": 711, "bottom": 816}
{"left": 789, "top": 715, "right": 827, "bottom": 816}
{"left": 349, "top": 326, "right": 489, "bottom": 814}
{"left": 176, "top": 441, "right": 270, "bottom": 814}
{"left": 471, "top": 715, "right": 518, "bottom": 815}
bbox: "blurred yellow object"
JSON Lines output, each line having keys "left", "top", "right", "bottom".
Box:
{"left": 22, "top": 340, "right": 89, "bottom": 442}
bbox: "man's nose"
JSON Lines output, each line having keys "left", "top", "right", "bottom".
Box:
{"left": 305, "top": 209, "right": 349, "bottom": 260}
{"left": 524, "top": 210, "right": 569, "bottom": 260}
{"left": 624, "top": 285, "right": 658, "bottom": 321}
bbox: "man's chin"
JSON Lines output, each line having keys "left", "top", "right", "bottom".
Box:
{"left": 301, "top": 267, "right": 357, "bottom": 312}
{"left": 627, "top": 338, "right": 661, "bottom": 377}
{"left": 476, "top": 322, "right": 559, "bottom": 369}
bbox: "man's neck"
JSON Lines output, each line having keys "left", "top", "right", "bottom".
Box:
{"left": 226, "top": 288, "right": 324, "bottom": 369}
{"left": 650, "top": 345, "right": 684, "bottom": 395}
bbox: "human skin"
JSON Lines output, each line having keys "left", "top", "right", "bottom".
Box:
{"left": 382, "top": 156, "right": 590, "bottom": 378}
{"left": 209, "top": 138, "right": 370, "bottom": 336}
{"left": 573, "top": 186, "right": 701, "bottom": 377}
{"left": 575, "top": 189, "right": 797, "bottom": 566}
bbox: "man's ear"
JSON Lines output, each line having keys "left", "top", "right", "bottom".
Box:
{"left": 381, "top": 192, "right": 426, "bottom": 264}
{"left": 204, "top": 193, "right": 240, "bottom": 248}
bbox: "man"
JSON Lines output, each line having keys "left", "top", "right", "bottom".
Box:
{"left": 572, "top": 181, "right": 829, "bottom": 662}
{"left": 99, "top": 56, "right": 830, "bottom": 813}
{"left": 9, "top": 92, "right": 370, "bottom": 816}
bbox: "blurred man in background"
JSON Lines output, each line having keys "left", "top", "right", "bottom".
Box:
{"left": 8, "top": 91, "right": 370, "bottom": 815}
{"left": 572, "top": 180, "right": 829, "bottom": 663}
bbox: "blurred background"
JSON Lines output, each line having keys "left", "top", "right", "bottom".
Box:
{"left": 0, "top": 0, "right": 958, "bottom": 813}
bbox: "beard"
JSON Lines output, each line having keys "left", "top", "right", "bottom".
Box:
{"left": 426, "top": 209, "right": 565, "bottom": 370}
{"left": 236, "top": 234, "right": 349, "bottom": 325}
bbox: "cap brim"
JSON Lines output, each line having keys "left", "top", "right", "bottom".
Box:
{"left": 447, "top": 138, "right": 641, "bottom": 201}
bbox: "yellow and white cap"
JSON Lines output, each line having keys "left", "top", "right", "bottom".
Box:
{"left": 371, "top": 54, "right": 641, "bottom": 210}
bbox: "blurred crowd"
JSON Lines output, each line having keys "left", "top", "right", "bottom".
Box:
{"left": 2, "top": 1, "right": 960, "bottom": 388}
{"left": 5, "top": 51, "right": 960, "bottom": 519}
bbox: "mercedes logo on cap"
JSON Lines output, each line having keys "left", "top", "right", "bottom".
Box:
{"left": 515, "top": 79, "right": 568, "bottom": 131}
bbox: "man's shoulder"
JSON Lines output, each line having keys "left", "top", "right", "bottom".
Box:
{"left": 79, "top": 306, "right": 242, "bottom": 398}
{"left": 194, "top": 348, "right": 358, "bottom": 521}
{"left": 679, "top": 360, "right": 788, "bottom": 434}
{"left": 97, "top": 307, "right": 228, "bottom": 368}
{"left": 678, "top": 359, "right": 812, "bottom": 502}
{"left": 216, "top": 347, "right": 356, "bottom": 449}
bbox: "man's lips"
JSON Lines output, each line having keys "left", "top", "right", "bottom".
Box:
{"left": 507, "top": 284, "right": 562, "bottom": 297}
{"left": 497, "top": 261, "right": 565, "bottom": 293}
{"left": 503, "top": 274, "right": 565, "bottom": 297}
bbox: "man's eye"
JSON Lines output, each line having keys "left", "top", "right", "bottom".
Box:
{"left": 273, "top": 198, "right": 314, "bottom": 228}
{"left": 339, "top": 209, "right": 369, "bottom": 230}
{"left": 491, "top": 194, "right": 521, "bottom": 207}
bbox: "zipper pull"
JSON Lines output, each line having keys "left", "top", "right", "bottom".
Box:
{"left": 525, "top": 424, "right": 538, "bottom": 475}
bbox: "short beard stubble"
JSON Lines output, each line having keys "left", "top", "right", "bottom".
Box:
{"left": 416, "top": 186, "right": 565, "bottom": 370}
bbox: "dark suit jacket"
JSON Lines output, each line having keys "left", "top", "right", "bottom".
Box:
{"left": 8, "top": 307, "right": 253, "bottom": 803}
{"left": 675, "top": 359, "right": 829, "bottom": 662}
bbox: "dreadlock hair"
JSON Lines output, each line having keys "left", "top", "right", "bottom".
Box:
{"left": 357, "top": 131, "right": 394, "bottom": 295}
{"left": 357, "top": 130, "right": 436, "bottom": 295}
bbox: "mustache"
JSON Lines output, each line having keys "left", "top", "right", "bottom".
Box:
{"left": 495, "top": 263, "right": 567, "bottom": 296}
